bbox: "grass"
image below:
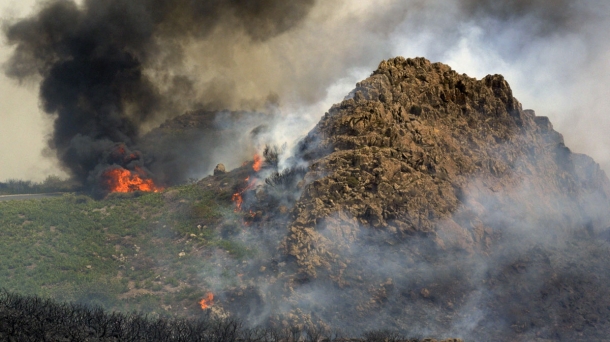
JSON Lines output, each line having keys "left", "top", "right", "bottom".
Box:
{"left": 0, "top": 183, "right": 248, "bottom": 317}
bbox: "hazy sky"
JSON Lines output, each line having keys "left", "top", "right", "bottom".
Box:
{"left": 1, "top": 0, "right": 609, "bottom": 181}
{"left": 0, "top": 0, "right": 58, "bottom": 181}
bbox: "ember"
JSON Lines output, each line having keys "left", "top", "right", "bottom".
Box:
{"left": 199, "top": 292, "right": 214, "bottom": 310}
{"left": 101, "top": 167, "right": 163, "bottom": 193}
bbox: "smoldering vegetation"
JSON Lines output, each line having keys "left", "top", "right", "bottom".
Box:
{"left": 275, "top": 188, "right": 610, "bottom": 341}
{"left": 189, "top": 158, "right": 610, "bottom": 341}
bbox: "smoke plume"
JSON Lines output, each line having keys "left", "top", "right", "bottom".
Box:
{"left": 2, "top": 0, "right": 314, "bottom": 189}
{"left": 2, "top": 0, "right": 609, "bottom": 183}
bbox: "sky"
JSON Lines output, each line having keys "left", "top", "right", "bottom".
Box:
{"left": 0, "top": 0, "right": 57, "bottom": 181}
{"left": 0, "top": 0, "right": 609, "bottom": 181}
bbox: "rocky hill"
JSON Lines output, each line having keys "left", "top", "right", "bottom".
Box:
{"left": 220, "top": 57, "right": 610, "bottom": 341}
{"left": 287, "top": 56, "right": 610, "bottom": 275}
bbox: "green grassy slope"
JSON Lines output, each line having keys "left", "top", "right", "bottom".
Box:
{"left": 0, "top": 182, "right": 251, "bottom": 318}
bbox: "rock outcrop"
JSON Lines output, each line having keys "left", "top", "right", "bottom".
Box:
{"left": 285, "top": 57, "right": 610, "bottom": 278}
{"left": 268, "top": 57, "right": 610, "bottom": 340}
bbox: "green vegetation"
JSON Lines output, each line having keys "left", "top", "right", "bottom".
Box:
{"left": 0, "top": 176, "right": 79, "bottom": 195}
{"left": 0, "top": 183, "right": 249, "bottom": 316}
{"left": 346, "top": 176, "right": 359, "bottom": 188}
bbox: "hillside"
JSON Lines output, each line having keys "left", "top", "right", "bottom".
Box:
{"left": 0, "top": 177, "right": 252, "bottom": 317}
{"left": 2, "top": 57, "right": 610, "bottom": 341}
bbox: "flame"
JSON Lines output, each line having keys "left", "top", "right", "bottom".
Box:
{"left": 102, "top": 167, "right": 163, "bottom": 193}
{"left": 199, "top": 292, "right": 214, "bottom": 310}
{"left": 232, "top": 177, "right": 256, "bottom": 212}
{"left": 232, "top": 192, "right": 244, "bottom": 211}
{"left": 252, "top": 154, "right": 262, "bottom": 172}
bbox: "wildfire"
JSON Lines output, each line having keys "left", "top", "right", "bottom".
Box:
{"left": 199, "top": 292, "right": 214, "bottom": 310}
{"left": 232, "top": 176, "right": 257, "bottom": 212}
{"left": 252, "top": 154, "right": 262, "bottom": 172}
{"left": 102, "top": 167, "right": 163, "bottom": 193}
{"left": 232, "top": 192, "right": 244, "bottom": 211}
{"left": 231, "top": 154, "right": 262, "bottom": 211}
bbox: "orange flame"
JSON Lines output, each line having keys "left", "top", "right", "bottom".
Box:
{"left": 252, "top": 154, "right": 262, "bottom": 172}
{"left": 232, "top": 177, "right": 256, "bottom": 212}
{"left": 232, "top": 192, "right": 244, "bottom": 211}
{"left": 102, "top": 167, "right": 163, "bottom": 193}
{"left": 199, "top": 292, "right": 214, "bottom": 310}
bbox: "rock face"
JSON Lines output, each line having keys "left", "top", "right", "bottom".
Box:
{"left": 269, "top": 57, "right": 610, "bottom": 340}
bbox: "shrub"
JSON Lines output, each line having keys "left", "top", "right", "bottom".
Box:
{"left": 0, "top": 176, "right": 79, "bottom": 195}
{"left": 264, "top": 167, "right": 308, "bottom": 189}
{"left": 262, "top": 144, "right": 285, "bottom": 170}
{"left": 363, "top": 329, "right": 405, "bottom": 342}
{"left": 346, "top": 176, "right": 359, "bottom": 188}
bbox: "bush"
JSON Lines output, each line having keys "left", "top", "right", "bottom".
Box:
{"left": 346, "top": 176, "right": 359, "bottom": 188}
{"left": 363, "top": 329, "right": 405, "bottom": 342}
{"left": 0, "top": 289, "right": 246, "bottom": 341}
{"left": 0, "top": 176, "right": 79, "bottom": 195}
{"left": 262, "top": 144, "right": 284, "bottom": 170}
{"left": 264, "top": 167, "right": 308, "bottom": 189}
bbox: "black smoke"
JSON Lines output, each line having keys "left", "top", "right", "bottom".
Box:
{"left": 2, "top": 0, "right": 314, "bottom": 191}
